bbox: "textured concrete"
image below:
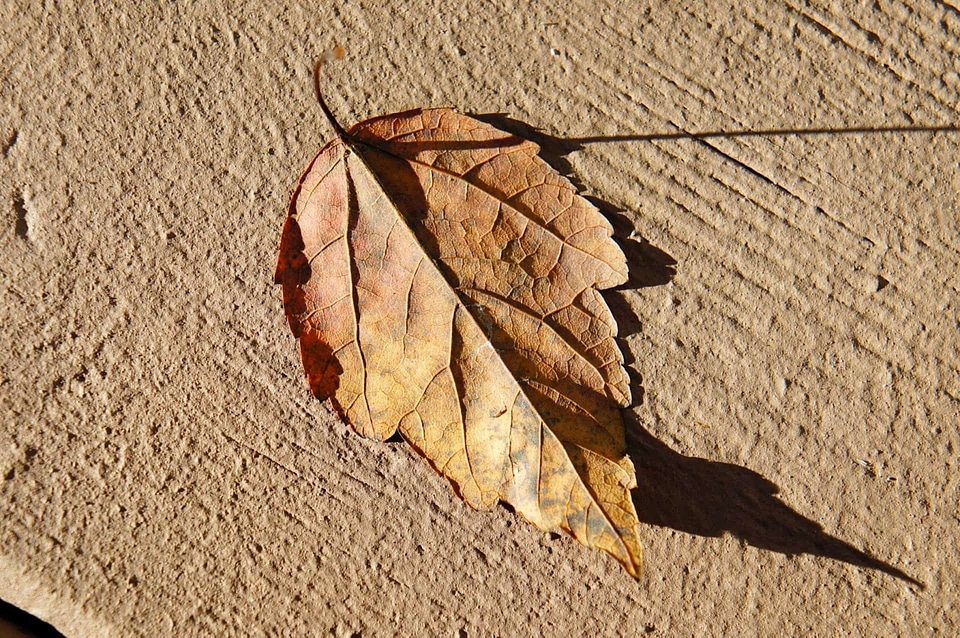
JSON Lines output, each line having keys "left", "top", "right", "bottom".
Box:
{"left": 1, "top": 1, "right": 958, "bottom": 635}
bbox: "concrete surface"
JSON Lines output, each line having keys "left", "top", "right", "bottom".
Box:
{"left": 1, "top": 0, "right": 958, "bottom": 635}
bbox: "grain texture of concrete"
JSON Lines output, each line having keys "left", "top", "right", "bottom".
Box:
{"left": 1, "top": 1, "right": 958, "bottom": 635}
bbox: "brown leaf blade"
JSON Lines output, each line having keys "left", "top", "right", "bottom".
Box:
{"left": 276, "top": 108, "right": 643, "bottom": 578}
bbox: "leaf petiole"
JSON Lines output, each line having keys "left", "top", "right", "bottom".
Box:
{"left": 313, "top": 56, "right": 347, "bottom": 139}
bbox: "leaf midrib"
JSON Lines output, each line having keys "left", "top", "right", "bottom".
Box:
{"left": 340, "top": 134, "right": 634, "bottom": 563}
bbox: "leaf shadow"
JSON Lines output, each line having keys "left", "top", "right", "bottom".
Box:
{"left": 624, "top": 413, "right": 922, "bottom": 586}
{"left": 474, "top": 112, "right": 923, "bottom": 587}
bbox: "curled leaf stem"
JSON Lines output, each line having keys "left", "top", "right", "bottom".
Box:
{"left": 313, "top": 58, "right": 346, "bottom": 139}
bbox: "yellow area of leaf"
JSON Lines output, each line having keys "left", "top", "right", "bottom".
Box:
{"left": 275, "top": 108, "right": 643, "bottom": 578}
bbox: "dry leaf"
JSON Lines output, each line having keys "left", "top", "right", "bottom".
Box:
{"left": 275, "top": 69, "right": 643, "bottom": 578}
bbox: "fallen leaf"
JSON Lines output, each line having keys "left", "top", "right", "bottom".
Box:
{"left": 275, "top": 64, "right": 643, "bottom": 578}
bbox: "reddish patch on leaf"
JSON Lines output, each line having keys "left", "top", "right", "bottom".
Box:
{"left": 299, "top": 329, "right": 342, "bottom": 401}
{"left": 274, "top": 216, "right": 310, "bottom": 337}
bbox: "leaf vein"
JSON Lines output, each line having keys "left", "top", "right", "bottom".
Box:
{"left": 344, "top": 157, "right": 373, "bottom": 426}
{"left": 402, "top": 155, "right": 620, "bottom": 275}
